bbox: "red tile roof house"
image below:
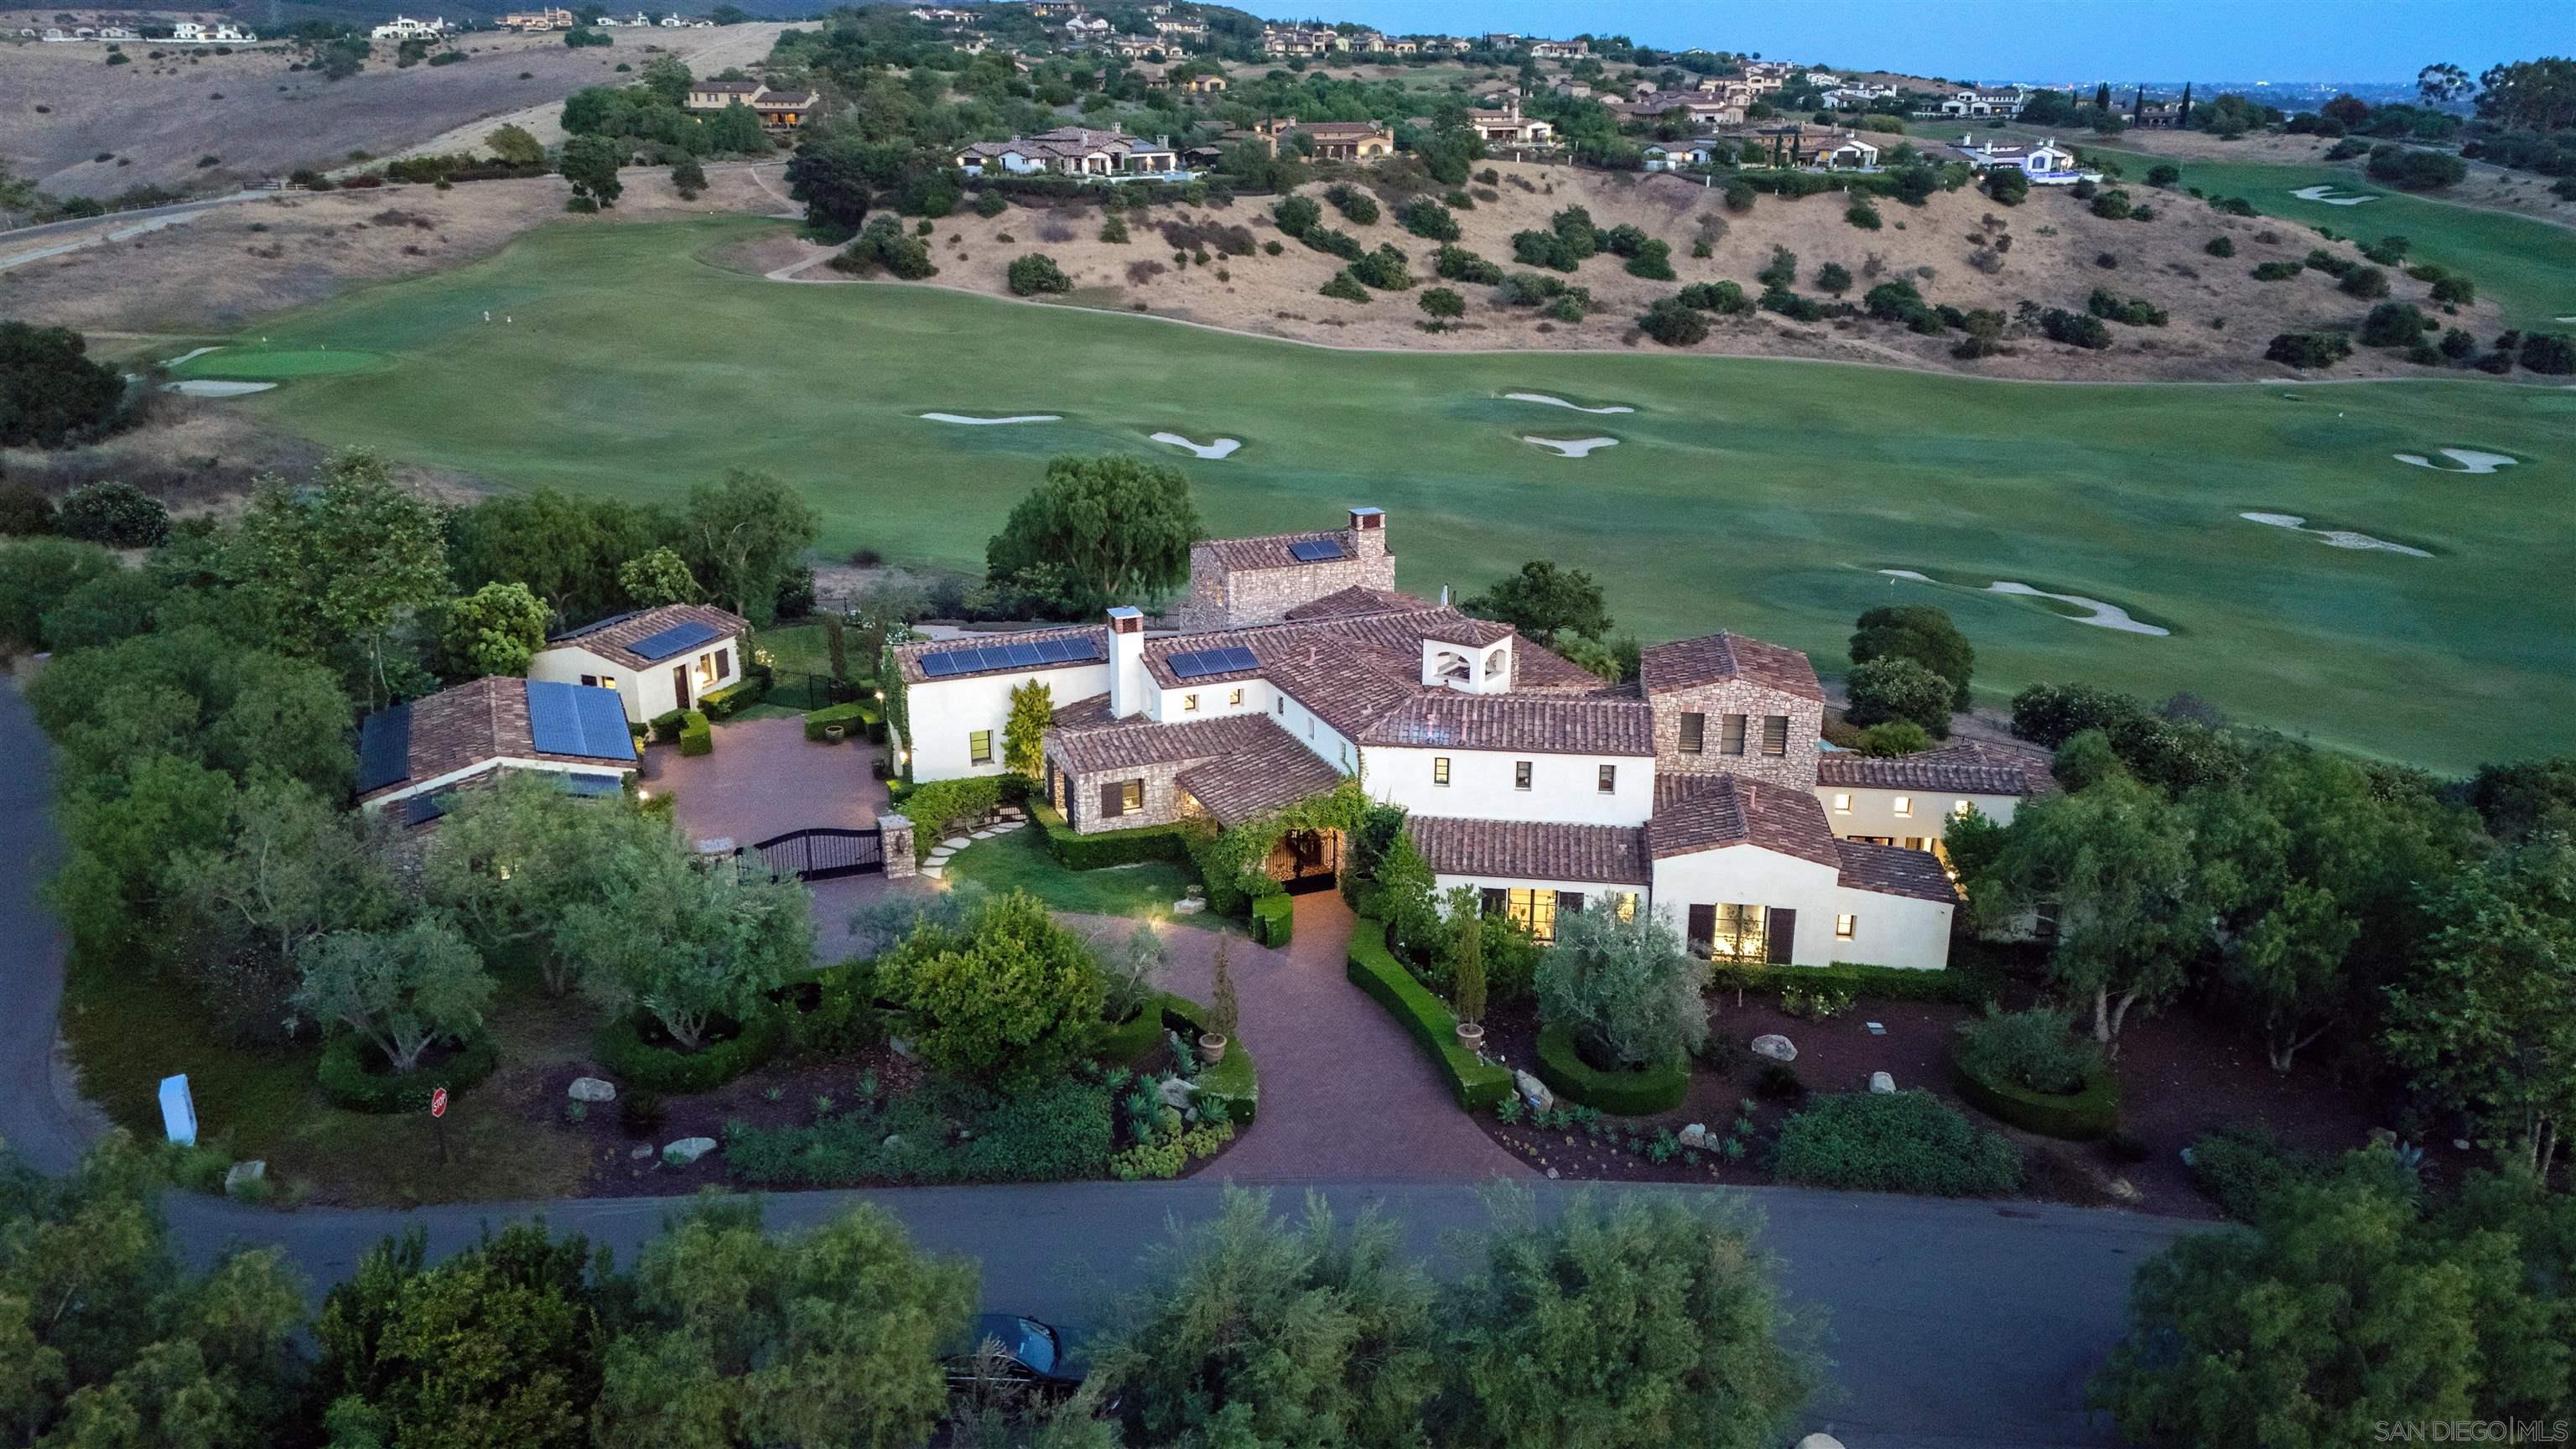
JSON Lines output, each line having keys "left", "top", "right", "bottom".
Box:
{"left": 953, "top": 125, "right": 1183, "bottom": 178}
{"left": 892, "top": 509, "right": 1996, "bottom": 973}
{"left": 527, "top": 604, "right": 752, "bottom": 723}
{"left": 355, "top": 677, "right": 638, "bottom": 826}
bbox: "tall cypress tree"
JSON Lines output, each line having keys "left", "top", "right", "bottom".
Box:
{"left": 2177, "top": 81, "right": 2194, "bottom": 127}
{"left": 2094, "top": 80, "right": 2111, "bottom": 112}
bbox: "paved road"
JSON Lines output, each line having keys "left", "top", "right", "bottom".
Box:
{"left": 0, "top": 683, "right": 2186, "bottom": 1447}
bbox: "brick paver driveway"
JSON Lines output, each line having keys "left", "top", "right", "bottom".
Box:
{"left": 1145, "top": 893, "right": 1532, "bottom": 1183}
{"left": 641, "top": 716, "right": 886, "bottom": 849}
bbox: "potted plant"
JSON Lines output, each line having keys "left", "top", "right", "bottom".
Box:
{"left": 823, "top": 720, "right": 847, "bottom": 742}
{"left": 1452, "top": 909, "right": 1487, "bottom": 1053}
{"left": 1199, "top": 938, "right": 1238, "bottom": 1064}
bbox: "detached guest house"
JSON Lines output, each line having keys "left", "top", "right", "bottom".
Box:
{"left": 356, "top": 678, "right": 636, "bottom": 823}
{"left": 527, "top": 603, "right": 751, "bottom": 722}
{"left": 891, "top": 510, "right": 2024, "bottom": 972}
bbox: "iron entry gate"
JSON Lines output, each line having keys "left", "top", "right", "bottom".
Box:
{"left": 742, "top": 828, "right": 885, "bottom": 881}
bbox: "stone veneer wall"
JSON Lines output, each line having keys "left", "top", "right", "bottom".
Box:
{"left": 1167, "top": 527, "right": 1397, "bottom": 630}
{"left": 1052, "top": 753, "right": 1202, "bottom": 834}
{"left": 1649, "top": 682, "right": 1824, "bottom": 791}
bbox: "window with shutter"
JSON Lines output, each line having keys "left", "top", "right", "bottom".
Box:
{"left": 1762, "top": 715, "right": 1789, "bottom": 756}
{"left": 715, "top": 647, "right": 732, "bottom": 680}
{"left": 969, "top": 730, "right": 993, "bottom": 765}
{"left": 1720, "top": 714, "right": 1748, "bottom": 755}
{"left": 1597, "top": 764, "right": 1616, "bottom": 794}
{"left": 1686, "top": 904, "right": 1716, "bottom": 957}
{"left": 1767, "top": 907, "right": 1797, "bottom": 963}
{"left": 1679, "top": 712, "right": 1706, "bottom": 753}
{"left": 1100, "top": 782, "right": 1124, "bottom": 818}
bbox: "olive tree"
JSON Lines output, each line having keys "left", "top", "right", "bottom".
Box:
{"left": 1535, "top": 904, "right": 1707, "bottom": 1070}
{"left": 565, "top": 848, "right": 814, "bottom": 1050}
{"left": 293, "top": 915, "right": 496, "bottom": 1072}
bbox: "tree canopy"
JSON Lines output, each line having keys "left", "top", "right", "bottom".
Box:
{"left": 983, "top": 454, "right": 1202, "bottom": 617}
{"left": 1463, "top": 560, "right": 1613, "bottom": 647}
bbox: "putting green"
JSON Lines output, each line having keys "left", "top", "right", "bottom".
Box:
{"left": 224, "top": 216, "right": 2574, "bottom": 772}
{"left": 2089, "top": 147, "right": 2576, "bottom": 331}
{"left": 175, "top": 347, "right": 390, "bottom": 379}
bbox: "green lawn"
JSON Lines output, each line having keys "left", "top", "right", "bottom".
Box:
{"left": 2082, "top": 146, "right": 2576, "bottom": 331}
{"left": 943, "top": 823, "right": 1218, "bottom": 927}
{"left": 195, "top": 216, "right": 2576, "bottom": 771}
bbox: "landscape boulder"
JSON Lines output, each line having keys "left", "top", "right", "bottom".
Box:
{"left": 567, "top": 1076, "right": 617, "bottom": 1104}
{"left": 1752, "top": 1034, "right": 1797, "bottom": 1062}
{"left": 224, "top": 1160, "right": 266, "bottom": 1196}
{"left": 662, "top": 1136, "right": 717, "bottom": 1166}
{"left": 1868, "top": 1071, "right": 1896, "bottom": 1094}
{"left": 1678, "top": 1123, "right": 1709, "bottom": 1148}
{"left": 1797, "top": 1436, "right": 1847, "bottom": 1449}
{"left": 1157, "top": 1076, "right": 1198, "bottom": 1110}
{"left": 1514, "top": 1069, "right": 1555, "bottom": 1113}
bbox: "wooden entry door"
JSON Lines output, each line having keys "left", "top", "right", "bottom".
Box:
{"left": 673, "top": 663, "right": 692, "bottom": 709}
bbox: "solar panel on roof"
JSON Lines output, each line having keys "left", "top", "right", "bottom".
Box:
{"left": 1166, "top": 650, "right": 1207, "bottom": 678}
{"left": 356, "top": 704, "right": 413, "bottom": 794}
{"left": 1034, "top": 637, "right": 1071, "bottom": 663}
{"left": 525, "top": 680, "right": 635, "bottom": 760}
{"left": 1217, "top": 646, "right": 1259, "bottom": 673}
{"left": 919, "top": 653, "right": 958, "bottom": 678}
{"left": 1288, "top": 538, "right": 1345, "bottom": 563}
{"left": 1006, "top": 642, "right": 1043, "bottom": 667}
{"left": 626, "top": 620, "right": 724, "bottom": 662}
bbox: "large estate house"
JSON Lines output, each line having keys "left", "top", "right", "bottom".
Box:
{"left": 681, "top": 80, "right": 821, "bottom": 132}
{"left": 955, "top": 124, "right": 1183, "bottom": 177}
{"left": 893, "top": 511, "right": 2046, "bottom": 971}
{"left": 1951, "top": 135, "right": 2090, "bottom": 182}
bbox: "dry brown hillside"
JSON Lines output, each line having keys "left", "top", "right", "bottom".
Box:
{"left": 0, "top": 23, "right": 786, "bottom": 199}
{"left": 789, "top": 158, "right": 2495, "bottom": 382}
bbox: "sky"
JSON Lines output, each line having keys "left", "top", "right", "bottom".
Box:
{"left": 1327, "top": 0, "right": 2570, "bottom": 84}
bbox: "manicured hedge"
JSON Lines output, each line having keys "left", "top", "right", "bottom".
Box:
{"left": 1532, "top": 1025, "right": 1690, "bottom": 1115}
{"left": 677, "top": 710, "right": 713, "bottom": 756}
{"left": 902, "top": 775, "right": 1010, "bottom": 853}
{"left": 1345, "top": 917, "right": 1512, "bottom": 1111}
{"left": 648, "top": 709, "right": 686, "bottom": 742}
{"left": 1032, "top": 802, "right": 1192, "bottom": 870}
{"left": 1950, "top": 1049, "right": 2120, "bottom": 1140}
{"left": 1097, "top": 989, "right": 1196, "bottom": 1065}
{"left": 316, "top": 1029, "right": 499, "bottom": 1114}
{"left": 1773, "top": 1089, "right": 2023, "bottom": 1196}
{"left": 1251, "top": 893, "right": 1294, "bottom": 948}
{"left": 1156, "top": 995, "right": 1258, "bottom": 1124}
{"left": 593, "top": 1009, "right": 785, "bottom": 1094}
{"left": 802, "top": 702, "right": 876, "bottom": 742}
{"left": 699, "top": 676, "right": 766, "bottom": 720}
{"left": 1707, "top": 959, "right": 1985, "bottom": 1005}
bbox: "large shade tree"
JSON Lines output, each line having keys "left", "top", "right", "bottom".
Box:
{"left": 1462, "top": 560, "right": 1613, "bottom": 647}
{"left": 230, "top": 449, "right": 451, "bottom": 706}
{"left": 565, "top": 844, "right": 814, "bottom": 1052}
{"left": 983, "top": 454, "right": 1202, "bottom": 616}
{"left": 1849, "top": 603, "right": 1974, "bottom": 710}
{"left": 682, "top": 469, "right": 821, "bottom": 626}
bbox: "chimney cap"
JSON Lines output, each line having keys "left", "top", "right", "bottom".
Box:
{"left": 1348, "top": 506, "right": 1384, "bottom": 528}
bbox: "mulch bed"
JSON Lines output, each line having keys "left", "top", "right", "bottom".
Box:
{"left": 1469, "top": 987, "right": 2449, "bottom": 1218}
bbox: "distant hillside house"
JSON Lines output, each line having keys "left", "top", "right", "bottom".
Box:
{"left": 1931, "top": 87, "right": 2030, "bottom": 119}
{"left": 1466, "top": 99, "right": 1554, "bottom": 146}
{"left": 955, "top": 124, "right": 1182, "bottom": 177}
{"left": 501, "top": 8, "right": 574, "bottom": 30}
{"left": 1291, "top": 119, "right": 1393, "bottom": 163}
{"left": 356, "top": 677, "right": 636, "bottom": 824}
{"left": 1613, "top": 91, "right": 1744, "bottom": 129}
{"left": 1953, "top": 134, "right": 2090, "bottom": 181}
{"left": 683, "top": 80, "right": 820, "bottom": 131}
{"left": 368, "top": 15, "right": 442, "bottom": 39}
{"left": 169, "top": 19, "right": 257, "bottom": 41}
{"left": 527, "top": 603, "right": 753, "bottom": 721}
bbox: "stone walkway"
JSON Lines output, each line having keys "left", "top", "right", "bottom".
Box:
{"left": 1143, "top": 893, "right": 1533, "bottom": 1183}
{"left": 917, "top": 807, "right": 1028, "bottom": 880}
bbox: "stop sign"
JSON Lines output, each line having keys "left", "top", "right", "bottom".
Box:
{"left": 429, "top": 1088, "right": 449, "bottom": 1119}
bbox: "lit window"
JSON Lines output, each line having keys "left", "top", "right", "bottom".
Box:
{"left": 1120, "top": 778, "right": 1144, "bottom": 812}
{"left": 696, "top": 652, "right": 718, "bottom": 687}
{"left": 1708, "top": 903, "right": 1767, "bottom": 961}
{"left": 1183, "top": 693, "right": 1200, "bottom": 712}
{"left": 1597, "top": 763, "right": 1617, "bottom": 793}
{"left": 1612, "top": 891, "right": 1638, "bottom": 922}
{"left": 1504, "top": 888, "right": 1559, "bottom": 944}
{"left": 1893, "top": 795, "right": 1914, "bottom": 817}
{"left": 1904, "top": 837, "right": 1925, "bottom": 851}
{"left": 969, "top": 730, "right": 993, "bottom": 765}
{"left": 1432, "top": 756, "right": 1450, "bottom": 786}
{"left": 1229, "top": 688, "right": 1244, "bottom": 706}
{"left": 1832, "top": 792, "right": 1852, "bottom": 813}
{"left": 1835, "top": 913, "right": 1856, "bottom": 941}
{"left": 1514, "top": 761, "right": 1533, "bottom": 791}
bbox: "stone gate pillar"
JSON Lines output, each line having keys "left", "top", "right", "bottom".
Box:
{"left": 878, "top": 812, "right": 916, "bottom": 880}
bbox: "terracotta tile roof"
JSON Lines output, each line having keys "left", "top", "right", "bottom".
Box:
{"left": 1360, "top": 693, "right": 1653, "bottom": 755}
{"left": 1835, "top": 839, "right": 1961, "bottom": 902}
{"left": 358, "top": 677, "right": 635, "bottom": 803}
{"left": 1405, "top": 816, "right": 1651, "bottom": 887}
{"left": 891, "top": 625, "right": 1109, "bottom": 685}
{"left": 543, "top": 603, "right": 750, "bottom": 670}
{"left": 1815, "top": 740, "right": 2051, "bottom": 797}
{"left": 1281, "top": 585, "right": 1430, "bottom": 621}
{"left": 1197, "top": 528, "right": 1360, "bottom": 572}
{"left": 1509, "top": 638, "right": 1623, "bottom": 692}
{"left": 1175, "top": 724, "right": 1346, "bottom": 825}
{"left": 1136, "top": 607, "right": 1516, "bottom": 743}
{"left": 1294, "top": 121, "right": 1387, "bottom": 138}
{"left": 1049, "top": 711, "right": 1293, "bottom": 775}
{"left": 1647, "top": 774, "right": 1840, "bottom": 866}
{"left": 1638, "top": 631, "right": 1821, "bottom": 701}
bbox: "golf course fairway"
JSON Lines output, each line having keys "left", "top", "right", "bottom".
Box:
{"left": 200, "top": 216, "right": 2576, "bottom": 772}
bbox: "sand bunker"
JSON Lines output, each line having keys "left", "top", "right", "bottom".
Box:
{"left": 164, "top": 345, "right": 225, "bottom": 368}
{"left": 1522, "top": 436, "right": 1619, "bottom": 457}
{"left": 922, "top": 413, "right": 1062, "bottom": 425}
{"left": 2395, "top": 449, "right": 2517, "bottom": 475}
{"left": 2290, "top": 184, "right": 2376, "bottom": 205}
{"left": 1506, "top": 392, "right": 1637, "bottom": 415}
{"left": 1150, "top": 432, "right": 1243, "bottom": 460}
{"left": 164, "top": 379, "right": 276, "bottom": 397}
{"left": 1879, "top": 569, "right": 2165, "bottom": 636}
{"left": 2240, "top": 512, "right": 2432, "bottom": 556}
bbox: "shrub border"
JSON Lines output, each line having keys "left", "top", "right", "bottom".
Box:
{"left": 593, "top": 1009, "right": 785, "bottom": 1094}
{"left": 1031, "top": 801, "right": 1192, "bottom": 870}
{"left": 1708, "top": 959, "right": 1985, "bottom": 1005}
{"left": 676, "top": 709, "right": 713, "bottom": 756}
{"left": 1344, "top": 917, "right": 1512, "bottom": 1111}
{"left": 316, "top": 1028, "right": 499, "bottom": 1114}
{"left": 1159, "top": 995, "right": 1258, "bottom": 1125}
{"left": 802, "top": 702, "right": 878, "bottom": 742}
{"left": 1251, "top": 893, "right": 1294, "bottom": 948}
{"left": 1532, "top": 1025, "right": 1690, "bottom": 1116}
{"left": 1949, "top": 1047, "right": 2120, "bottom": 1140}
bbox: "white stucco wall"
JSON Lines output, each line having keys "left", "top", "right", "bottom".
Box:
{"left": 1818, "top": 787, "right": 2021, "bottom": 844}
{"left": 1368, "top": 745, "right": 1654, "bottom": 825}
{"left": 528, "top": 639, "right": 741, "bottom": 722}
{"left": 907, "top": 663, "right": 1110, "bottom": 781}
{"left": 1151, "top": 677, "right": 1276, "bottom": 723}
{"left": 1647, "top": 845, "right": 1844, "bottom": 967}
{"left": 1270, "top": 688, "right": 1358, "bottom": 774}
{"left": 1827, "top": 886, "right": 1955, "bottom": 970}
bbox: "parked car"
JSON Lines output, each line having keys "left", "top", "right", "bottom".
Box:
{"left": 945, "top": 1313, "right": 1092, "bottom": 1394}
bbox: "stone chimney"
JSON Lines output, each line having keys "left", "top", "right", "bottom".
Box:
{"left": 1348, "top": 506, "right": 1385, "bottom": 558}
{"left": 1106, "top": 606, "right": 1146, "bottom": 718}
